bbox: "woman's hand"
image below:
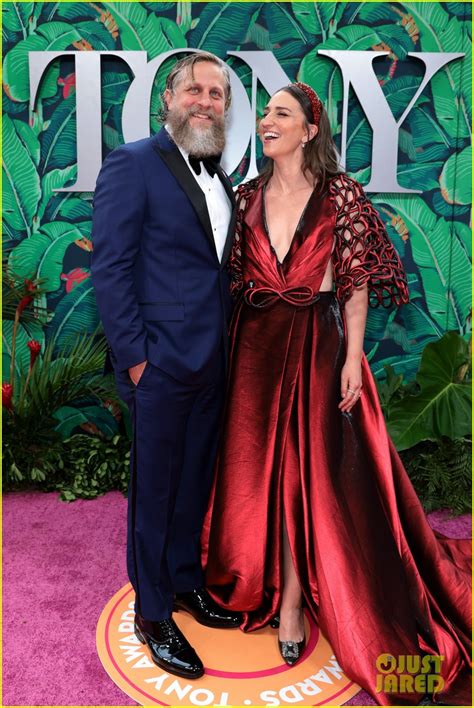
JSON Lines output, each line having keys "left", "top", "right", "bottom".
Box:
{"left": 339, "top": 357, "right": 362, "bottom": 413}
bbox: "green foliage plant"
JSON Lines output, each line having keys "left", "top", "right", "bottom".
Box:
{"left": 381, "top": 332, "right": 471, "bottom": 451}
{"left": 377, "top": 331, "right": 471, "bottom": 514}
{"left": 399, "top": 438, "right": 471, "bottom": 515}
{"left": 3, "top": 328, "right": 120, "bottom": 487}
{"left": 56, "top": 434, "right": 130, "bottom": 501}
{"left": 3, "top": 250, "right": 123, "bottom": 488}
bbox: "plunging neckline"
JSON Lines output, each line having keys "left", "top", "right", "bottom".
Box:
{"left": 262, "top": 182, "right": 317, "bottom": 266}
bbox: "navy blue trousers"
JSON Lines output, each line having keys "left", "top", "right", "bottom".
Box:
{"left": 116, "top": 361, "right": 225, "bottom": 621}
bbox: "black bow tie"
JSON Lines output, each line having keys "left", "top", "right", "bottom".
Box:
{"left": 188, "top": 154, "right": 221, "bottom": 177}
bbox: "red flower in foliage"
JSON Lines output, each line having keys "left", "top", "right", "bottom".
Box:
{"left": 17, "top": 279, "right": 36, "bottom": 316}
{"left": 2, "top": 383, "right": 13, "bottom": 411}
{"left": 60, "top": 268, "right": 90, "bottom": 293}
{"left": 58, "top": 73, "right": 76, "bottom": 99}
{"left": 27, "top": 340, "right": 41, "bottom": 370}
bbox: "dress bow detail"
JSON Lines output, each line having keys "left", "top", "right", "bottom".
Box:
{"left": 244, "top": 284, "right": 320, "bottom": 309}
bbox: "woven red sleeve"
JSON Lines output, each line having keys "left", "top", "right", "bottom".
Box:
{"left": 329, "top": 174, "right": 409, "bottom": 308}
{"left": 227, "top": 184, "right": 246, "bottom": 300}
{"left": 228, "top": 179, "right": 261, "bottom": 301}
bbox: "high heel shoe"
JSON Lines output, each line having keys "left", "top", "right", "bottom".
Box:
{"left": 278, "top": 636, "right": 306, "bottom": 666}
{"left": 269, "top": 615, "right": 280, "bottom": 628}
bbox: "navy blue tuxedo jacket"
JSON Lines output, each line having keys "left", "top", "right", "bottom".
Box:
{"left": 91, "top": 128, "right": 236, "bottom": 385}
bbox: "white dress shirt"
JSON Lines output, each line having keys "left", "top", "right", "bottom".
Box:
{"left": 165, "top": 126, "right": 232, "bottom": 262}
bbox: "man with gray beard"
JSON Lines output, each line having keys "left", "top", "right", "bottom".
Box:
{"left": 91, "top": 53, "right": 241, "bottom": 680}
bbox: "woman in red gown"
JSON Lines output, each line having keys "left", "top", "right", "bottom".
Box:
{"left": 201, "top": 83, "right": 471, "bottom": 706}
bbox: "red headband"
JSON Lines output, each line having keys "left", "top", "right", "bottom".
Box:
{"left": 294, "top": 82, "right": 322, "bottom": 127}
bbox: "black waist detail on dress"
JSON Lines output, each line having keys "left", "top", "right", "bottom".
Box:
{"left": 243, "top": 284, "right": 321, "bottom": 309}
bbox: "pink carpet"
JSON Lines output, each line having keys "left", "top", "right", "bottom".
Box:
{"left": 2, "top": 491, "right": 471, "bottom": 706}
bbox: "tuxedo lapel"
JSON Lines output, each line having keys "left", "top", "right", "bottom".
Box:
{"left": 216, "top": 164, "right": 237, "bottom": 268}
{"left": 153, "top": 131, "right": 215, "bottom": 253}
{"left": 153, "top": 129, "right": 237, "bottom": 267}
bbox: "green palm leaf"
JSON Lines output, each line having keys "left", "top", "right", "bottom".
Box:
{"left": 356, "top": 4, "right": 397, "bottom": 23}
{"left": 2, "top": 116, "right": 41, "bottom": 236}
{"left": 397, "top": 161, "right": 444, "bottom": 192}
{"left": 102, "top": 71, "right": 131, "bottom": 109}
{"left": 3, "top": 2, "right": 34, "bottom": 35}
{"left": 14, "top": 120, "right": 41, "bottom": 167}
{"left": 336, "top": 24, "right": 380, "bottom": 48}
{"left": 432, "top": 191, "right": 470, "bottom": 220}
{"left": 408, "top": 4, "right": 470, "bottom": 136}
{"left": 244, "top": 22, "right": 273, "bottom": 50}
{"left": 56, "top": 3, "right": 102, "bottom": 20}
{"left": 383, "top": 76, "right": 430, "bottom": 119}
{"left": 439, "top": 146, "right": 471, "bottom": 205}
{"left": 40, "top": 94, "right": 76, "bottom": 172}
{"left": 104, "top": 2, "right": 149, "bottom": 49}
{"left": 143, "top": 3, "right": 176, "bottom": 11}
{"left": 374, "top": 23, "right": 415, "bottom": 60}
{"left": 8, "top": 221, "right": 85, "bottom": 291}
{"left": 35, "top": 20, "right": 82, "bottom": 49}
{"left": 364, "top": 307, "right": 396, "bottom": 361}
{"left": 140, "top": 14, "right": 187, "bottom": 58}
{"left": 53, "top": 404, "right": 118, "bottom": 438}
{"left": 401, "top": 300, "right": 444, "bottom": 347}
{"left": 453, "top": 220, "right": 472, "bottom": 259}
{"left": 398, "top": 273, "right": 445, "bottom": 347}
{"left": 444, "top": 4, "right": 471, "bottom": 18}
{"left": 372, "top": 353, "right": 422, "bottom": 382}
{"left": 3, "top": 34, "right": 59, "bottom": 102}
{"left": 446, "top": 221, "right": 472, "bottom": 330}
{"left": 372, "top": 196, "right": 451, "bottom": 331}
{"left": 430, "top": 63, "right": 470, "bottom": 140}
{"left": 189, "top": 2, "right": 262, "bottom": 56}
{"left": 414, "top": 143, "right": 451, "bottom": 164}
{"left": 48, "top": 279, "right": 99, "bottom": 352}
{"left": 103, "top": 125, "right": 122, "bottom": 152}
{"left": 37, "top": 165, "right": 78, "bottom": 223}
{"left": 407, "top": 2, "right": 458, "bottom": 50}
{"left": 358, "top": 2, "right": 471, "bottom": 133}
{"left": 291, "top": 2, "right": 341, "bottom": 40}
{"left": 262, "top": 2, "right": 313, "bottom": 73}
{"left": 74, "top": 20, "right": 118, "bottom": 50}
{"left": 399, "top": 128, "right": 417, "bottom": 161}
{"left": 46, "top": 195, "right": 93, "bottom": 223}
{"left": 407, "top": 105, "right": 452, "bottom": 149}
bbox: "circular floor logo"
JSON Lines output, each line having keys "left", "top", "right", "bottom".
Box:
{"left": 97, "top": 584, "right": 360, "bottom": 706}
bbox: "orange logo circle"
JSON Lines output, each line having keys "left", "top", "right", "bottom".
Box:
{"left": 97, "top": 584, "right": 360, "bottom": 705}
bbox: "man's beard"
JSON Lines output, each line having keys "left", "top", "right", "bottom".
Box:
{"left": 167, "top": 106, "right": 226, "bottom": 157}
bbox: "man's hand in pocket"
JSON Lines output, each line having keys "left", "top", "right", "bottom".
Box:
{"left": 129, "top": 360, "right": 147, "bottom": 385}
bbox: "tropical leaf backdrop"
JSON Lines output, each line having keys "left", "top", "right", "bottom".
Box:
{"left": 2, "top": 2, "right": 471, "bottom": 428}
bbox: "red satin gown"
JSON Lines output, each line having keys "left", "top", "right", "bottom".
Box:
{"left": 201, "top": 174, "right": 471, "bottom": 706}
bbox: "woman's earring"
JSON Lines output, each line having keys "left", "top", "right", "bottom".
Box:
{"left": 301, "top": 141, "right": 306, "bottom": 148}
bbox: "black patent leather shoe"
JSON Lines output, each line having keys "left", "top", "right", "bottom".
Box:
{"left": 278, "top": 636, "right": 306, "bottom": 666}
{"left": 174, "top": 587, "right": 242, "bottom": 628}
{"left": 135, "top": 614, "right": 204, "bottom": 679}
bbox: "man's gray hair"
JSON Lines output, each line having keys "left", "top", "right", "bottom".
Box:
{"left": 161, "top": 52, "right": 232, "bottom": 120}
